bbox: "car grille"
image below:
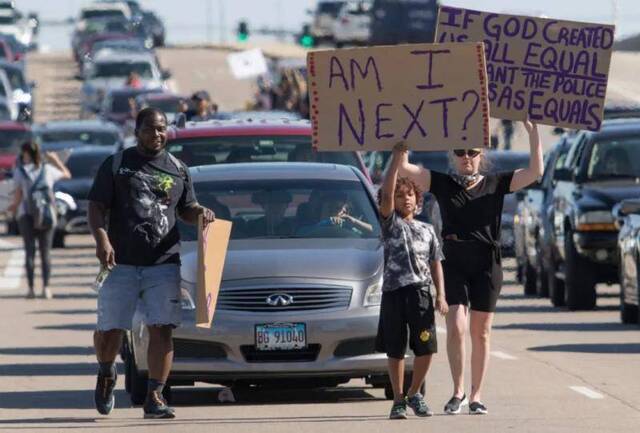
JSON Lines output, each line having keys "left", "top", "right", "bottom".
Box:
{"left": 173, "top": 338, "right": 227, "bottom": 360}
{"left": 240, "top": 344, "right": 321, "bottom": 362}
{"left": 217, "top": 287, "right": 352, "bottom": 312}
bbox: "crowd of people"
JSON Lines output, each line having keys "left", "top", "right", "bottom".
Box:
{"left": 253, "top": 68, "right": 310, "bottom": 118}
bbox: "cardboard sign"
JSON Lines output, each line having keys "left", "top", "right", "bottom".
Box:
{"left": 227, "top": 48, "right": 268, "bottom": 80}
{"left": 436, "top": 6, "right": 615, "bottom": 131}
{"left": 196, "top": 217, "right": 232, "bottom": 328}
{"left": 307, "top": 42, "right": 490, "bottom": 151}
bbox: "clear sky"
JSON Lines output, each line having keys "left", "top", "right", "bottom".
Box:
{"left": 13, "top": 0, "right": 640, "bottom": 49}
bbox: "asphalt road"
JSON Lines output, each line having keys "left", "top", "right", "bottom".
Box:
{"left": 0, "top": 233, "right": 638, "bottom": 432}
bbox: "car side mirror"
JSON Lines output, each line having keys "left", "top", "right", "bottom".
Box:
{"left": 162, "top": 70, "right": 172, "bottom": 80}
{"left": 29, "top": 81, "right": 37, "bottom": 89}
{"left": 552, "top": 127, "right": 565, "bottom": 135}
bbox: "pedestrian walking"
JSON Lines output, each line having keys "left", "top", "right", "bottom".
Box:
{"left": 8, "top": 142, "right": 71, "bottom": 299}
{"left": 87, "top": 107, "right": 215, "bottom": 419}
{"left": 375, "top": 143, "right": 448, "bottom": 420}
{"left": 398, "top": 121, "right": 543, "bottom": 415}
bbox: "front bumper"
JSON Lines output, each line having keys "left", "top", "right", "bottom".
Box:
{"left": 573, "top": 231, "right": 619, "bottom": 265}
{"left": 132, "top": 306, "right": 391, "bottom": 382}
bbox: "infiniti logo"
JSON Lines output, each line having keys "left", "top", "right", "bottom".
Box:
{"left": 265, "top": 293, "right": 294, "bottom": 307}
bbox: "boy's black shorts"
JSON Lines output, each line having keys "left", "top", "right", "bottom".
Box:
{"left": 375, "top": 283, "right": 438, "bottom": 359}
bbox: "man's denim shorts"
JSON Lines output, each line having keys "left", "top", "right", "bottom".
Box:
{"left": 97, "top": 263, "right": 182, "bottom": 331}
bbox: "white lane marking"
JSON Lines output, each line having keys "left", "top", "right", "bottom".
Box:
{"left": 491, "top": 351, "right": 518, "bottom": 360}
{"left": 0, "top": 238, "right": 16, "bottom": 249}
{"left": 569, "top": 386, "right": 604, "bottom": 399}
{"left": 436, "top": 326, "right": 446, "bottom": 334}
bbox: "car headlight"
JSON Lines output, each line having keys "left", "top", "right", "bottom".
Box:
{"left": 363, "top": 278, "right": 382, "bottom": 307}
{"left": 576, "top": 211, "right": 616, "bottom": 231}
{"left": 180, "top": 281, "right": 196, "bottom": 311}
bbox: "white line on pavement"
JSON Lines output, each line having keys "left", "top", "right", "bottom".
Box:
{"left": 0, "top": 249, "right": 24, "bottom": 290}
{"left": 569, "top": 386, "right": 605, "bottom": 399}
{"left": 491, "top": 351, "right": 518, "bottom": 360}
{"left": 0, "top": 238, "right": 15, "bottom": 249}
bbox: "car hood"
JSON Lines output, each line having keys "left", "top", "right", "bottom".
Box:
{"left": 581, "top": 182, "right": 640, "bottom": 207}
{"left": 180, "top": 238, "right": 383, "bottom": 284}
{"left": 55, "top": 178, "right": 93, "bottom": 199}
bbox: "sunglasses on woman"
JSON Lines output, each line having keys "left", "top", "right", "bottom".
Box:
{"left": 453, "top": 149, "right": 481, "bottom": 158}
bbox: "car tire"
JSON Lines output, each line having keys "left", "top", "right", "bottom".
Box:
{"left": 52, "top": 231, "right": 65, "bottom": 249}
{"left": 535, "top": 256, "right": 549, "bottom": 298}
{"left": 523, "top": 261, "right": 537, "bottom": 296}
{"left": 547, "top": 253, "right": 565, "bottom": 307}
{"left": 126, "top": 346, "right": 148, "bottom": 406}
{"left": 564, "top": 228, "right": 597, "bottom": 311}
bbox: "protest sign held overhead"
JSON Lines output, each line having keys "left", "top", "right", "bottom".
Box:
{"left": 436, "top": 6, "right": 614, "bottom": 131}
{"left": 307, "top": 42, "right": 490, "bottom": 151}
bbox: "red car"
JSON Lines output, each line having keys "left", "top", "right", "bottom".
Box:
{"left": 165, "top": 119, "right": 371, "bottom": 182}
{"left": 0, "top": 121, "right": 30, "bottom": 180}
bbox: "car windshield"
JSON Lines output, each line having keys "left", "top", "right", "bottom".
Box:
{"left": 587, "top": 138, "right": 640, "bottom": 180}
{"left": 180, "top": 179, "right": 380, "bottom": 241}
{"left": 94, "top": 61, "right": 153, "bottom": 78}
{"left": 110, "top": 93, "right": 137, "bottom": 113}
{"left": 82, "top": 10, "right": 125, "bottom": 20}
{"left": 0, "top": 105, "right": 11, "bottom": 121}
{"left": 167, "top": 136, "right": 363, "bottom": 172}
{"left": 39, "top": 130, "right": 119, "bottom": 146}
{"left": 0, "top": 129, "right": 29, "bottom": 150}
{"left": 140, "top": 97, "right": 181, "bottom": 113}
{"left": 66, "top": 152, "right": 112, "bottom": 178}
{"left": 318, "top": 2, "right": 345, "bottom": 15}
{"left": 0, "top": 16, "right": 15, "bottom": 24}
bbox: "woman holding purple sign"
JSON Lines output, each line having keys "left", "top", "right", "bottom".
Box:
{"left": 397, "top": 120, "right": 543, "bottom": 415}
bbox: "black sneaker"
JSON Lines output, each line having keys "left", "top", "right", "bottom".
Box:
{"left": 444, "top": 394, "right": 468, "bottom": 415}
{"left": 94, "top": 372, "right": 117, "bottom": 415}
{"left": 143, "top": 391, "right": 176, "bottom": 419}
{"left": 406, "top": 393, "right": 434, "bottom": 417}
{"left": 389, "top": 400, "right": 408, "bottom": 420}
{"left": 469, "top": 401, "right": 488, "bottom": 415}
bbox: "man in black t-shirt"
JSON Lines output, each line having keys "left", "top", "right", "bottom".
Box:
{"left": 88, "top": 108, "right": 215, "bottom": 419}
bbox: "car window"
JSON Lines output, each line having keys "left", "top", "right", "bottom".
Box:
{"left": 82, "top": 10, "right": 125, "bottom": 20}
{"left": 95, "top": 62, "right": 153, "bottom": 78}
{"left": 2, "top": 67, "right": 26, "bottom": 90}
{"left": 564, "top": 135, "right": 587, "bottom": 169}
{"left": 0, "top": 130, "right": 30, "bottom": 150}
{"left": 167, "top": 136, "right": 363, "bottom": 172}
{"left": 180, "top": 179, "right": 380, "bottom": 241}
{"left": 39, "top": 131, "right": 119, "bottom": 146}
{"left": 586, "top": 138, "right": 640, "bottom": 180}
{"left": 66, "top": 152, "right": 112, "bottom": 178}
{"left": 318, "top": 2, "right": 345, "bottom": 15}
{"left": 140, "top": 98, "right": 181, "bottom": 113}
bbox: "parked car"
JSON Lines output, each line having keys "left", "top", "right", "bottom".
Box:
{"left": 100, "top": 86, "right": 162, "bottom": 126}
{"left": 81, "top": 51, "right": 168, "bottom": 115}
{"left": 548, "top": 119, "right": 640, "bottom": 310}
{"left": 79, "top": 2, "right": 131, "bottom": 22}
{"left": 123, "top": 162, "right": 401, "bottom": 404}
{"left": 53, "top": 146, "right": 114, "bottom": 248}
{"left": 333, "top": 0, "right": 372, "bottom": 47}
{"left": 33, "top": 119, "right": 123, "bottom": 148}
{"left": 166, "top": 119, "right": 371, "bottom": 181}
{"left": 514, "top": 135, "right": 574, "bottom": 297}
{"left": 0, "top": 59, "right": 34, "bottom": 118}
{"left": 310, "top": 1, "right": 345, "bottom": 44}
{"left": 141, "top": 10, "right": 165, "bottom": 47}
{"left": 369, "top": 0, "right": 439, "bottom": 45}
{"left": 614, "top": 199, "right": 640, "bottom": 325}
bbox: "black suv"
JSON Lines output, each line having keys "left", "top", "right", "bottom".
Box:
{"left": 548, "top": 119, "right": 640, "bottom": 310}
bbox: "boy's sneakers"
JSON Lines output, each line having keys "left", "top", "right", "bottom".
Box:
{"left": 406, "top": 393, "right": 434, "bottom": 417}
{"left": 94, "top": 371, "right": 117, "bottom": 415}
{"left": 143, "top": 391, "right": 176, "bottom": 419}
{"left": 469, "top": 401, "right": 488, "bottom": 415}
{"left": 444, "top": 393, "right": 468, "bottom": 415}
{"left": 389, "top": 400, "right": 408, "bottom": 420}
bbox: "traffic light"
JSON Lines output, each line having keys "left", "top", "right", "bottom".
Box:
{"left": 298, "top": 24, "right": 314, "bottom": 48}
{"left": 237, "top": 20, "right": 249, "bottom": 42}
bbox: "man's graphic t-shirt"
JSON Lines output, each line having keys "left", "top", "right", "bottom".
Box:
{"left": 88, "top": 147, "right": 197, "bottom": 266}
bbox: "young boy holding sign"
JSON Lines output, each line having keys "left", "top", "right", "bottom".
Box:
{"left": 376, "top": 142, "right": 448, "bottom": 420}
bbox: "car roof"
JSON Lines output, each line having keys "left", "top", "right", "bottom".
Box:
{"left": 585, "top": 118, "right": 640, "bottom": 139}
{"left": 137, "top": 93, "right": 184, "bottom": 101}
{"left": 106, "top": 87, "right": 162, "bottom": 97}
{"left": 0, "top": 121, "right": 29, "bottom": 131}
{"left": 33, "top": 120, "right": 121, "bottom": 132}
{"left": 169, "top": 119, "right": 311, "bottom": 139}
{"left": 94, "top": 50, "right": 155, "bottom": 63}
{"left": 190, "top": 162, "right": 361, "bottom": 183}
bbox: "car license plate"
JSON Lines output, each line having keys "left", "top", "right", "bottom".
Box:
{"left": 255, "top": 323, "right": 306, "bottom": 351}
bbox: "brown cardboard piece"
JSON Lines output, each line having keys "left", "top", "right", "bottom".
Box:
{"left": 307, "top": 42, "right": 490, "bottom": 151}
{"left": 196, "top": 217, "right": 232, "bottom": 328}
{"left": 436, "top": 6, "right": 614, "bottom": 131}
